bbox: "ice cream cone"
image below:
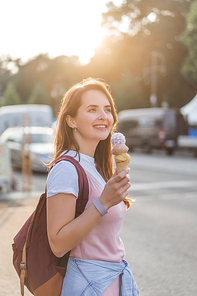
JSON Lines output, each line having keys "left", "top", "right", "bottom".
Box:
{"left": 111, "top": 133, "right": 130, "bottom": 174}
{"left": 116, "top": 160, "right": 129, "bottom": 174}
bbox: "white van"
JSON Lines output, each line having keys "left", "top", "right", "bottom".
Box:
{"left": 0, "top": 104, "right": 53, "bottom": 135}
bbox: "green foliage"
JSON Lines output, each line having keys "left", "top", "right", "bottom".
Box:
{"left": 180, "top": 0, "right": 197, "bottom": 80}
{"left": 103, "top": 0, "right": 191, "bottom": 33}
{"left": 11, "top": 54, "right": 82, "bottom": 113}
{"left": 27, "top": 83, "right": 49, "bottom": 104}
{"left": 1, "top": 82, "right": 21, "bottom": 106}
{"left": 100, "top": 0, "right": 197, "bottom": 107}
{"left": 0, "top": 0, "right": 196, "bottom": 111}
{"left": 111, "top": 69, "right": 148, "bottom": 111}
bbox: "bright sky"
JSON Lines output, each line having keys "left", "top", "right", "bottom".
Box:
{"left": 0, "top": 0, "right": 123, "bottom": 65}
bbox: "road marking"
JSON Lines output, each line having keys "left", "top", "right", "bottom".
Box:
{"left": 159, "top": 191, "right": 197, "bottom": 200}
{"left": 129, "top": 180, "right": 197, "bottom": 191}
{"left": 132, "top": 191, "right": 197, "bottom": 202}
{"left": 129, "top": 152, "right": 197, "bottom": 175}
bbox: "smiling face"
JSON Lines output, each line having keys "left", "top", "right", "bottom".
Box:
{"left": 67, "top": 89, "right": 114, "bottom": 155}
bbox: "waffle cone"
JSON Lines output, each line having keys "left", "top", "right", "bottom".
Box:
{"left": 116, "top": 160, "right": 129, "bottom": 174}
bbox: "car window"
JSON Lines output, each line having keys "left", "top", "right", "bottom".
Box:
{"left": 1, "top": 129, "right": 54, "bottom": 144}
{"left": 119, "top": 120, "right": 138, "bottom": 132}
{"left": 138, "top": 117, "right": 155, "bottom": 128}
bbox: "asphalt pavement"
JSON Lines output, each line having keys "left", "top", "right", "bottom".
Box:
{"left": 0, "top": 151, "right": 197, "bottom": 296}
{"left": 125, "top": 152, "right": 197, "bottom": 296}
{"left": 0, "top": 197, "right": 38, "bottom": 296}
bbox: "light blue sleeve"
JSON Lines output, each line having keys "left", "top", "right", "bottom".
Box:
{"left": 46, "top": 161, "right": 79, "bottom": 198}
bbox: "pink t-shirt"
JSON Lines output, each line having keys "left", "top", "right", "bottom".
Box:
{"left": 70, "top": 173, "right": 126, "bottom": 262}
{"left": 47, "top": 151, "right": 127, "bottom": 295}
{"left": 70, "top": 173, "right": 126, "bottom": 295}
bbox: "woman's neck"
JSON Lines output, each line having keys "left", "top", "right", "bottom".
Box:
{"left": 71, "top": 134, "right": 99, "bottom": 157}
{"left": 70, "top": 143, "right": 97, "bottom": 158}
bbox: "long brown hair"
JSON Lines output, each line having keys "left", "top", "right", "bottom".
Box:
{"left": 51, "top": 77, "right": 131, "bottom": 209}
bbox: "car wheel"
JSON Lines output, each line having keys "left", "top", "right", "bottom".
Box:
{"left": 143, "top": 143, "right": 152, "bottom": 154}
{"left": 166, "top": 148, "right": 174, "bottom": 156}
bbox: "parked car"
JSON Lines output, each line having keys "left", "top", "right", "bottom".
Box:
{"left": 0, "top": 126, "right": 54, "bottom": 172}
{"left": 0, "top": 104, "right": 53, "bottom": 135}
{"left": 117, "top": 108, "right": 188, "bottom": 155}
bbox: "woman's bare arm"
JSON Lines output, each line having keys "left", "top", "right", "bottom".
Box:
{"left": 47, "top": 168, "right": 131, "bottom": 257}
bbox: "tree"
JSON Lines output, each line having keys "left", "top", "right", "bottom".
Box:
{"left": 12, "top": 54, "right": 82, "bottom": 113}
{"left": 27, "top": 83, "right": 49, "bottom": 104}
{"left": 1, "top": 81, "right": 21, "bottom": 106}
{"left": 98, "top": 0, "right": 197, "bottom": 108}
{"left": 111, "top": 68, "right": 148, "bottom": 111}
{"left": 180, "top": 0, "right": 197, "bottom": 80}
{"left": 0, "top": 56, "right": 21, "bottom": 98}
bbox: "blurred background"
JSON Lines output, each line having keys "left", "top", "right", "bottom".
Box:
{"left": 0, "top": 0, "right": 197, "bottom": 113}
{"left": 0, "top": 1, "right": 197, "bottom": 296}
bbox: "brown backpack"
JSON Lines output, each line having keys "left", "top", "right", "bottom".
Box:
{"left": 12, "top": 155, "right": 89, "bottom": 296}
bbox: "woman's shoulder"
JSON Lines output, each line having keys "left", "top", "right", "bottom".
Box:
{"left": 47, "top": 159, "right": 79, "bottom": 198}
{"left": 48, "top": 160, "right": 78, "bottom": 182}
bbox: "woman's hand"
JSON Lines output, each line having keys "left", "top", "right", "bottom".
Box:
{"left": 99, "top": 168, "right": 131, "bottom": 210}
{"left": 47, "top": 168, "right": 131, "bottom": 257}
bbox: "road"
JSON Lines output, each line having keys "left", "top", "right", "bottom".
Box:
{"left": 0, "top": 151, "right": 196, "bottom": 296}
{"left": 125, "top": 152, "right": 197, "bottom": 296}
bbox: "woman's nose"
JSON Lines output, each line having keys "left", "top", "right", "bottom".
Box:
{"left": 98, "top": 109, "right": 107, "bottom": 120}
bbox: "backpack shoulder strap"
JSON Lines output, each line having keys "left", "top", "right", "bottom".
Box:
{"left": 19, "top": 155, "right": 89, "bottom": 295}
{"left": 51, "top": 155, "right": 89, "bottom": 215}
{"left": 26, "top": 155, "right": 89, "bottom": 246}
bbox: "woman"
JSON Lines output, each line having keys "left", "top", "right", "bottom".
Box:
{"left": 46, "top": 78, "right": 139, "bottom": 295}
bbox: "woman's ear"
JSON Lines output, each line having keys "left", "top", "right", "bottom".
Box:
{"left": 66, "top": 115, "right": 76, "bottom": 129}
{"left": 66, "top": 115, "right": 74, "bottom": 128}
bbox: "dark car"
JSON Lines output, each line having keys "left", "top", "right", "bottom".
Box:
{"left": 117, "top": 108, "right": 188, "bottom": 155}
{"left": 0, "top": 126, "right": 54, "bottom": 171}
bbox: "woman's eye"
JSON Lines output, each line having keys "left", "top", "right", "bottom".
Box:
{"left": 105, "top": 108, "right": 111, "bottom": 113}
{"left": 88, "top": 108, "right": 96, "bottom": 112}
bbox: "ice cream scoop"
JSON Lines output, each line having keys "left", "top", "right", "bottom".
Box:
{"left": 111, "top": 132, "right": 130, "bottom": 173}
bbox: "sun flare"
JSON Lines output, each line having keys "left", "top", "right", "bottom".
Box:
{"left": 0, "top": 0, "right": 108, "bottom": 64}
